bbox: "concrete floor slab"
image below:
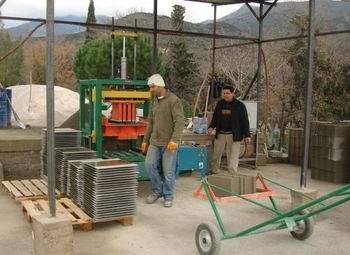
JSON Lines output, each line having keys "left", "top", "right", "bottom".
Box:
{"left": 0, "top": 164, "right": 349, "bottom": 255}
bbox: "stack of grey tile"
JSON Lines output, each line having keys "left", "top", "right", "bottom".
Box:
{"left": 82, "top": 159, "right": 138, "bottom": 220}
{"left": 55, "top": 147, "right": 97, "bottom": 194}
{"left": 41, "top": 128, "right": 81, "bottom": 179}
{"left": 310, "top": 122, "right": 350, "bottom": 183}
{"left": 67, "top": 158, "right": 104, "bottom": 207}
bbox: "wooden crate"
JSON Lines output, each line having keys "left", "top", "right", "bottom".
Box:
{"left": 1, "top": 179, "right": 64, "bottom": 202}
{"left": 21, "top": 197, "right": 134, "bottom": 231}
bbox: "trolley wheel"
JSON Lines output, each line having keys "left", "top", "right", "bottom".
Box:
{"left": 195, "top": 221, "right": 221, "bottom": 255}
{"left": 290, "top": 209, "right": 314, "bottom": 240}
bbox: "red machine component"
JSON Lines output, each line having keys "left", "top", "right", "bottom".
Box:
{"left": 102, "top": 100, "right": 147, "bottom": 139}
{"left": 102, "top": 117, "right": 147, "bottom": 140}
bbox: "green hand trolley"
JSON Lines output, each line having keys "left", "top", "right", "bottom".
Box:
{"left": 193, "top": 173, "right": 350, "bottom": 255}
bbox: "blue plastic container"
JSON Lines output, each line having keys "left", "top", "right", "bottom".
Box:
{"left": 0, "top": 88, "right": 9, "bottom": 127}
{"left": 6, "top": 89, "right": 12, "bottom": 125}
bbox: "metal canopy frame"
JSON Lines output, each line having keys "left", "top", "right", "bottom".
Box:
{"left": 186, "top": 0, "right": 317, "bottom": 187}
{"left": 1, "top": 1, "right": 348, "bottom": 216}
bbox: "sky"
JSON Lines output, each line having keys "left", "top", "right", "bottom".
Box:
{"left": 1, "top": 0, "right": 244, "bottom": 28}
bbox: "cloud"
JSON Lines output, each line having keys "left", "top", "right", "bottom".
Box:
{"left": 1, "top": 0, "right": 241, "bottom": 28}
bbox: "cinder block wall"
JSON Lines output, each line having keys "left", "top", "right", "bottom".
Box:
{"left": 0, "top": 139, "right": 41, "bottom": 180}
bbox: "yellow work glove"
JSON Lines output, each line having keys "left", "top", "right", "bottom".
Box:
{"left": 141, "top": 142, "right": 148, "bottom": 154}
{"left": 167, "top": 141, "right": 178, "bottom": 151}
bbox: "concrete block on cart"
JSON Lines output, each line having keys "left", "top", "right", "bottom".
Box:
{"left": 290, "top": 188, "right": 318, "bottom": 211}
{"left": 32, "top": 213, "right": 74, "bottom": 255}
{"left": 208, "top": 173, "right": 256, "bottom": 197}
{"left": 208, "top": 175, "right": 240, "bottom": 197}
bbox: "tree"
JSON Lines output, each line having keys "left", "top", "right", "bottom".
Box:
{"left": 85, "top": 0, "right": 97, "bottom": 43}
{"left": 23, "top": 39, "right": 78, "bottom": 90}
{"left": 287, "top": 13, "right": 350, "bottom": 124}
{"left": 165, "top": 5, "right": 198, "bottom": 102}
{"left": 73, "top": 35, "right": 164, "bottom": 80}
{"left": 0, "top": 22, "right": 24, "bottom": 86}
{"left": 171, "top": 5, "right": 185, "bottom": 31}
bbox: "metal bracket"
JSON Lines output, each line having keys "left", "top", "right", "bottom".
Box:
{"left": 284, "top": 217, "right": 297, "bottom": 231}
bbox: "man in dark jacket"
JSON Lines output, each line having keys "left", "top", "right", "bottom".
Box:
{"left": 208, "top": 86, "right": 251, "bottom": 174}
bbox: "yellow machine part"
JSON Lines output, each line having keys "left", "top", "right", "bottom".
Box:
{"left": 92, "top": 89, "right": 152, "bottom": 102}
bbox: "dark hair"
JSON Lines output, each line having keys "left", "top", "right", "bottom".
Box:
{"left": 223, "top": 86, "right": 234, "bottom": 93}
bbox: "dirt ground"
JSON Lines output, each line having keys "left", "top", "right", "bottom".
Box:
{"left": 0, "top": 163, "right": 349, "bottom": 255}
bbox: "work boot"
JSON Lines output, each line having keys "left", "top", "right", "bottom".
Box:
{"left": 164, "top": 200, "right": 173, "bottom": 208}
{"left": 146, "top": 194, "right": 161, "bottom": 204}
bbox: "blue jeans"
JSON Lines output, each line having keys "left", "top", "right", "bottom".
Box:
{"left": 145, "top": 144, "right": 178, "bottom": 201}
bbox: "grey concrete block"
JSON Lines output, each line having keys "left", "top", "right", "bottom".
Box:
{"left": 310, "top": 147, "right": 350, "bottom": 161}
{"left": 208, "top": 173, "right": 256, "bottom": 197}
{"left": 0, "top": 139, "right": 41, "bottom": 152}
{"left": 310, "top": 158, "right": 350, "bottom": 172}
{"left": 32, "top": 214, "right": 74, "bottom": 255}
{"left": 0, "top": 161, "right": 4, "bottom": 181}
{"left": 268, "top": 150, "right": 283, "bottom": 158}
{"left": 290, "top": 188, "right": 318, "bottom": 211}
{"left": 311, "top": 168, "right": 350, "bottom": 184}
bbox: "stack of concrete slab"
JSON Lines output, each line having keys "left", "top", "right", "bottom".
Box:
{"left": 55, "top": 148, "right": 97, "bottom": 194}
{"left": 208, "top": 173, "right": 256, "bottom": 197}
{"left": 310, "top": 122, "right": 350, "bottom": 183}
{"left": 82, "top": 159, "right": 138, "bottom": 220}
{"left": 288, "top": 128, "right": 304, "bottom": 165}
{"left": 40, "top": 128, "right": 81, "bottom": 178}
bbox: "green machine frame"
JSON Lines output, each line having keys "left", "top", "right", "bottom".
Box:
{"left": 79, "top": 79, "right": 150, "bottom": 157}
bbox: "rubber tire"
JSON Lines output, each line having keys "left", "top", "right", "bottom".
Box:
{"left": 290, "top": 209, "right": 314, "bottom": 240}
{"left": 195, "top": 221, "right": 221, "bottom": 255}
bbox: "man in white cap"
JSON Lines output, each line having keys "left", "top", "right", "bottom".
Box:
{"left": 142, "top": 74, "right": 185, "bottom": 207}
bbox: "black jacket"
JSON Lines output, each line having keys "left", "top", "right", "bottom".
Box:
{"left": 209, "top": 98, "right": 250, "bottom": 141}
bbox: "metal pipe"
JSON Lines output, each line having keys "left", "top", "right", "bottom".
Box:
{"left": 300, "top": 0, "right": 316, "bottom": 188}
{"left": 254, "top": 3, "right": 264, "bottom": 169}
{"left": 111, "top": 17, "right": 114, "bottom": 78}
{"left": 210, "top": 5, "right": 217, "bottom": 108}
{"left": 134, "top": 19, "right": 137, "bottom": 79}
{"left": 0, "top": 15, "right": 258, "bottom": 41}
{"left": 152, "top": 0, "right": 158, "bottom": 73}
{"left": 121, "top": 36, "right": 126, "bottom": 79}
{"left": 46, "top": 0, "right": 56, "bottom": 217}
{"left": 256, "top": 2, "right": 263, "bottom": 123}
{"left": 214, "top": 29, "right": 350, "bottom": 50}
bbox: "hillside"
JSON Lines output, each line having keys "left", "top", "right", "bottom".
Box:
{"left": 7, "top": 12, "right": 243, "bottom": 40}
{"left": 207, "top": 0, "right": 350, "bottom": 37}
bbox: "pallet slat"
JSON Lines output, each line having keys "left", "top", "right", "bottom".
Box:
{"left": 2, "top": 179, "right": 64, "bottom": 202}
{"left": 21, "top": 198, "right": 133, "bottom": 231}
{"left": 2, "top": 181, "right": 23, "bottom": 198}
{"left": 11, "top": 180, "right": 33, "bottom": 197}
{"left": 60, "top": 198, "right": 91, "bottom": 221}
{"left": 30, "top": 179, "right": 48, "bottom": 195}
{"left": 21, "top": 180, "right": 44, "bottom": 196}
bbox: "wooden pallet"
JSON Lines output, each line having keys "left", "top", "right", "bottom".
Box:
{"left": 21, "top": 198, "right": 93, "bottom": 231}
{"left": 21, "top": 198, "right": 134, "bottom": 231}
{"left": 1, "top": 179, "right": 64, "bottom": 202}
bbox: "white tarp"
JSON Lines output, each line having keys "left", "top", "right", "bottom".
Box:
{"left": 8, "top": 84, "right": 79, "bottom": 127}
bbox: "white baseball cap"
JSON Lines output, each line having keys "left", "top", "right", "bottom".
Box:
{"left": 148, "top": 74, "right": 165, "bottom": 87}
